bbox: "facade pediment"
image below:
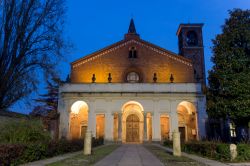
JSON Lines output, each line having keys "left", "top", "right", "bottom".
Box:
{"left": 72, "top": 39, "right": 192, "bottom": 69}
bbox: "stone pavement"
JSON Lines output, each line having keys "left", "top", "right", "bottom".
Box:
{"left": 94, "top": 144, "right": 164, "bottom": 166}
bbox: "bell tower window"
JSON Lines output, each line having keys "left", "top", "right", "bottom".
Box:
{"left": 129, "top": 47, "right": 137, "bottom": 58}
{"left": 186, "top": 31, "right": 198, "bottom": 46}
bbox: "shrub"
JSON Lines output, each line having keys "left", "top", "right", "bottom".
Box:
{"left": 182, "top": 141, "right": 230, "bottom": 161}
{"left": 236, "top": 143, "right": 250, "bottom": 161}
{"left": 215, "top": 143, "right": 230, "bottom": 161}
{"left": 19, "top": 142, "right": 48, "bottom": 163}
{"left": 163, "top": 140, "right": 173, "bottom": 148}
{"left": 0, "top": 144, "right": 25, "bottom": 166}
{"left": 182, "top": 142, "right": 215, "bottom": 157}
{"left": 56, "top": 139, "right": 84, "bottom": 154}
{"left": 164, "top": 140, "right": 250, "bottom": 162}
{"left": 0, "top": 139, "right": 85, "bottom": 166}
{"left": 0, "top": 119, "right": 51, "bottom": 144}
{"left": 92, "top": 137, "right": 104, "bottom": 147}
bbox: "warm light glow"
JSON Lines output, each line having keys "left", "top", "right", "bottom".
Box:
{"left": 121, "top": 100, "right": 144, "bottom": 143}
{"left": 177, "top": 101, "right": 196, "bottom": 115}
{"left": 177, "top": 101, "right": 197, "bottom": 141}
{"left": 96, "top": 114, "right": 105, "bottom": 139}
{"left": 121, "top": 101, "right": 144, "bottom": 113}
{"left": 71, "top": 101, "right": 88, "bottom": 114}
{"left": 160, "top": 114, "right": 170, "bottom": 140}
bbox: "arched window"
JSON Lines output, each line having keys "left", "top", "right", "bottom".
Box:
{"left": 129, "top": 47, "right": 137, "bottom": 58}
{"left": 126, "top": 72, "right": 139, "bottom": 83}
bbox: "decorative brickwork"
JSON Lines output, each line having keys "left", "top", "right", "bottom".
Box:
{"left": 71, "top": 38, "right": 195, "bottom": 83}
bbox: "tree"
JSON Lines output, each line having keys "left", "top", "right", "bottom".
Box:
{"left": 30, "top": 77, "right": 60, "bottom": 117}
{"left": 30, "top": 77, "right": 60, "bottom": 136}
{"left": 0, "top": 0, "right": 67, "bottom": 111}
{"left": 207, "top": 9, "right": 250, "bottom": 127}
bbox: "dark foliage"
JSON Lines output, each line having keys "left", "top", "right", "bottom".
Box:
{"left": 207, "top": 9, "right": 250, "bottom": 126}
{"left": 0, "top": 144, "right": 25, "bottom": 166}
{"left": 0, "top": 139, "right": 84, "bottom": 166}
{"left": 30, "top": 77, "right": 61, "bottom": 134}
{"left": 92, "top": 137, "right": 104, "bottom": 147}
{"left": 163, "top": 140, "right": 250, "bottom": 162}
{"left": 182, "top": 142, "right": 230, "bottom": 161}
{"left": 0, "top": 137, "right": 105, "bottom": 165}
{"left": 236, "top": 143, "right": 250, "bottom": 161}
{"left": 163, "top": 140, "right": 173, "bottom": 148}
{"left": 31, "top": 77, "right": 61, "bottom": 117}
{"left": 0, "top": 119, "right": 51, "bottom": 144}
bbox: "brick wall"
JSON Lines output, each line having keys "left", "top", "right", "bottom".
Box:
{"left": 71, "top": 38, "right": 195, "bottom": 83}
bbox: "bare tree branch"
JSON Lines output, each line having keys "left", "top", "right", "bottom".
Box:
{"left": 0, "top": 0, "right": 67, "bottom": 111}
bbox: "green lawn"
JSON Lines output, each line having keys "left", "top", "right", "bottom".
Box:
{"left": 47, "top": 144, "right": 120, "bottom": 166}
{"left": 144, "top": 145, "right": 207, "bottom": 166}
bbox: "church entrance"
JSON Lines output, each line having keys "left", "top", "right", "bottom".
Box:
{"left": 126, "top": 114, "right": 139, "bottom": 142}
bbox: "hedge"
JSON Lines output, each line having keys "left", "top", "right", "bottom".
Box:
{"left": 0, "top": 138, "right": 104, "bottom": 166}
{"left": 163, "top": 140, "right": 250, "bottom": 162}
{"left": 236, "top": 143, "right": 250, "bottom": 161}
{"left": 0, "top": 144, "right": 25, "bottom": 166}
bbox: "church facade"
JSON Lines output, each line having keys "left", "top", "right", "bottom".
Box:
{"left": 58, "top": 19, "right": 207, "bottom": 143}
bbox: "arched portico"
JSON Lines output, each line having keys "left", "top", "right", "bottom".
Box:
{"left": 69, "top": 100, "right": 89, "bottom": 140}
{"left": 121, "top": 101, "right": 144, "bottom": 143}
{"left": 177, "top": 101, "right": 198, "bottom": 142}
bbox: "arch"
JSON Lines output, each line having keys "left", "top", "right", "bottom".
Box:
{"left": 121, "top": 101, "right": 144, "bottom": 143}
{"left": 177, "top": 101, "right": 198, "bottom": 142}
{"left": 71, "top": 101, "right": 89, "bottom": 114}
{"left": 69, "top": 100, "right": 89, "bottom": 140}
{"left": 177, "top": 101, "right": 196, "bottom": 115}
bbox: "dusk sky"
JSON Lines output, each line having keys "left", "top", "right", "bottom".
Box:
{"left": 13, "top": 0, "right": 250, "bottom": 114}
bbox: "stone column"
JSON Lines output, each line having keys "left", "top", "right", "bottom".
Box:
{"left": 88, "top": 101, "right": 96, "bottom": 138}
{"left": 152, "top": 99, "right": 161, "bottom": 142}
{"left": 118, "top": 112, "right": 122, "bottom": 142}
{"left": 58, "top": 98, "right": 70, "bottom": 139}
{"left": 172, "top": 130, "right": 181, "bottom": 156}
{"left": 230, "top": 144, "right": 237, "bottom": 161}
{"left": 84, "top": 130, "right": 92, "bottom": 155}
{"left": 144, "top": 112, "right": 147, "bottom": 142}
{"left": 170, "top": 100, "right": 179, "bottom": 140}
{"left": 152, "top": 112, "right": 161, "bottom": 142}
{"left": 105, "top": 112, "right": 113, "bottom": 142}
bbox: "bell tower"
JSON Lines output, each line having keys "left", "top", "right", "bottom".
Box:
{"left": 177, "top": 24, "right": 206, "bottom": 85}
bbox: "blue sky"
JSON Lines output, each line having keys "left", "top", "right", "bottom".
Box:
{"left": 61, "top": 0, "right": 249, "bottom": 79}
{"left": 13, "top": 0, "right": 250, "bottom": 114}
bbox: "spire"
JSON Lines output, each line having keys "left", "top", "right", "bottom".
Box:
{"left": 128, "top": 18, "right": 136, "bottom": 34}
{"left": 125, "top": 18, "right": 140, "bottom": 39}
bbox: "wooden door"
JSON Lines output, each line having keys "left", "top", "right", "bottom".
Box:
{"left": 126, "top": 114, "right": 139, "bottom": 142}
{"left": 179, "top": 127, "right": 186, "bottom": 142}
